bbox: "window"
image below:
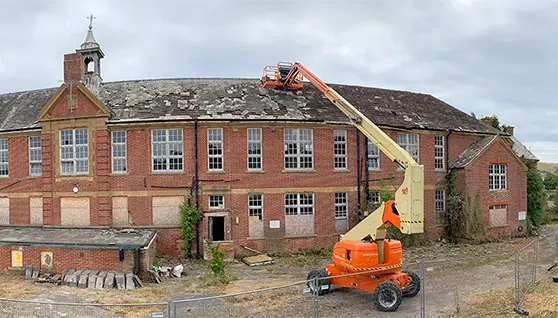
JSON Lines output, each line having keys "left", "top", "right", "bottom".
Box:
{"left": 370, "top": 191, "right": 381, "bottom": 204}
{"left": 208, "top": 128, "right": 223, "bottom": 171}
{"left": 152, "top": 129, "right": 183, "bottom": 172}
{"left": 489, "top": 164, "right": 507, "bottom": 190}
{"left": 29, "top": 136, "right": 41, "bottom": 176}
{"left": 396, "top": 133, "right": 419, "bottom": 164}
{"left": 209, "top": 195, "right": 224, "bottom": 209}
{"left": 248, "top": 194, "right": 263, "bottom": 220}
{"left": 334, "top": 192, "right": 348, "bottom": 219}
{"left": 247, "top": 128, "right": 262, "bottom": 170}
{"left": 334, "top": 130, "right": 347, "bottom": 169}
{"left": 0, "top": 139, "right": 7, "bottom": 176}
{"left": 435, "top": 189, "right": 445, "bottom": 224}
{"left": 284, "top": 129, "right": 313, "bottom": 169}
{"left": 285, "top": 193, "right": 314, "bottom": 215}
{"left": 60, "top": 128, "right": 88, "bottom": 175}
{"left": 367, "top": 139, "right": 380, "bottom": 170}
{"left": 111, "top": 131, "right": 126, "bottom": 173}
{"left": 434, "top": 135, "right": 444, "bottom": 170}
{"left": 489, "top": 204, "right": 508, "bottom": 227}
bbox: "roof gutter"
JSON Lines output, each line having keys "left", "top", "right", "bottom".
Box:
{"left": 0, "top": 241, "right": 146, "bottom": 249}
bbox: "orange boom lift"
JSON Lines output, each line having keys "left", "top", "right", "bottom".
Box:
{"left": 261, "top": 62, "right": 425, "bottom": 312}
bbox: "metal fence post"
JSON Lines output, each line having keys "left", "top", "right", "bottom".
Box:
{"left": 532, "top": 237, "right": 539, "bottom": 285}
{"left": 420, "top": 261, "right": 425, "bottom": 318}
{"left": 514, "top": 252, "right": 519, "bottom": 309}
{"left": 167, "top": 300, "right": 173, "bottom": 318}
{"left": 313, "top": 276, "right": 319, "bottom": 318}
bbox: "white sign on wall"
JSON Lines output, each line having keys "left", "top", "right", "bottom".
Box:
{"left": 269, "top": 220, "right": 281, "bottom": 229}
{"left": 518, "top": 211, "right": 526, "bottom": 221}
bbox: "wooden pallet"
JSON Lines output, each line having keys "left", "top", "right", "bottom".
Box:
{"left": 242, "top": 254, "right": 274, "bottom": 267}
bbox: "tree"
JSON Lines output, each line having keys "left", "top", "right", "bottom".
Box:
{"left": 526, "top": 167, "right": 545, "bottom": 234}
{"left": 543, "top": 172, "right": 558, "bottom": 190}
{"left": 480, "top": 115, "right": 500, "bottom": 129}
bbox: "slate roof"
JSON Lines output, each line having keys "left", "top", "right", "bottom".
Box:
{"left": 0, "top": 228, "right": 156, "bottom": 249}
{"left": 449, "top": 135, "right": 497, "bottom": 168}
{"left": 0, "top": 78, "right": 503, "bottom": 135}
{"left": 510, "top": 135, "right": 538, "bottom": 162}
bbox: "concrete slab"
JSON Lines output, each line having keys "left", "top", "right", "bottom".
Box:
{"left": 87, "top": 275, "right": 97, "bottom": 289}
{"left": 78, "top": 274, "right": 88, "bottom": 289}
{"left": 104, "top": 272, "right": 115, "bottom": 289}
{"left": 125, "top": 273, "right": 135, "bottom": 290}
{"left": 115, "top": 273, "right": 125, "bottom": 290}
{"left": 97, "top": 271, "right": 107, "bottom": 279}
{"left": 95, "top": 276, "right": 104, "bottom": 289}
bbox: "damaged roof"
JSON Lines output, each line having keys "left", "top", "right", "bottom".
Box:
{"left": 450, "top": 135, "right": 497, "bottom": 168}
{"left": 0, "top": 78, "right": 502, "bottom": 134}
{"left": 0, "top": 228, "right": 156, "bottom": 249}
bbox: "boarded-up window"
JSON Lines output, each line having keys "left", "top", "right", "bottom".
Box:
{"left": 152, "top": 196, "right": 184, "bottom": 226}
{"left": 112, "top": 197, "right": 129, "bottom": 226}
{"left": 489, "top": 204, "right": 508, "bottom": 227}
{"left": 30, "top": 197, "right": 43, "bottom": 225}
{"left": 0, "top": 198, "right": 9, "bottom": 224}
{"left": 60, "top": 197, "right": 90, "bottom": 226}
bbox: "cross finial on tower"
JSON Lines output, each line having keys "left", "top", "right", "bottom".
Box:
{"left": 87, "top": 14, "right": 96, "bottom": 30}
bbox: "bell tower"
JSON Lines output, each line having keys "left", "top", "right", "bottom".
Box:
{"left": 76, "top": 15, "right": 104, "bottom": 94}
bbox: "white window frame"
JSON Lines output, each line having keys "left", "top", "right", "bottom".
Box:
{"left": 247, "top": 128, "right": 262, "bottom": 171}
{"left": 370, "top": 191, "right": 381, "bottom": 204}
{"left": 29, "top": 136, "right": 42, "bottom": 176}
{"left": 334, "top": 192, "right": 348, "bottom": 219}
{"left": 208, "top": 128, "right": 224, "bottom": 171}
{"left": 334, "top": 130, "right": 347, "bottom": 170}
{"left": 151, "top": 129, "right": 184, "bottom": 172}
{"left": 0, "top": 139, "right": 7, "bottom": 177}
{"left": 209, "top": 195, "right": 225, "bottom": 210}
{"left": 284, "top": 128, "right": 314, "bottom": 170}
{"left": 59, "top": 128, "right": 89, "bottom": 175}
{"left": 248, "top": 194, "right": 263, "bottom": 220}
{"left": 367, "top": 138, "right": 380, "bottom": 170}
{"left": 285, "top": 193, "right": 314, "bottom": 215}
{"left": 434, "top": 135, "right": 445, "bottom": 170}
{"left": 489, "top": 164, "right": 507, "bottom": 190}
{"left": 435, "top": 189, "right": 445, "bottom": 224}
{"left": 111, "top": 131, "right": 127, "bottom": 173}
{"left": 396, "top": 133, "right": 419, "bottom": 169}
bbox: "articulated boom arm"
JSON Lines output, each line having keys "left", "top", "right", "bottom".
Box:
{"left": 282, "top": 63, "right": 425, "bottom": 242}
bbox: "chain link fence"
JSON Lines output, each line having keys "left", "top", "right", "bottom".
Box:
{"left": 0, "top": 229, "right": 555, "bottom": 318}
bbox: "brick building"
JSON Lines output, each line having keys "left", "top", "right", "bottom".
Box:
{"left": 0, "top": 25, "right": 534, "bottom": 267}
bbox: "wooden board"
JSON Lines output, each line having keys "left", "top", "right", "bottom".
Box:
{"left": 242, "top": 254, "right": 274, "bottom": 267}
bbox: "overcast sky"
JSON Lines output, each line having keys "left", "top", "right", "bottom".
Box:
{"left": 1, "top": 0, "right": 557, "bottom": 162}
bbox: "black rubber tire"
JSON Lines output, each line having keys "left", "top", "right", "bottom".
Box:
{"left": 402, "top": 270, "right": 421, "bottom": 298}
{"left": 306, "top": 268, "right": 330, "bottom": 296}
{"left": 373, "top": 280, "right": 403, "bottom": 312}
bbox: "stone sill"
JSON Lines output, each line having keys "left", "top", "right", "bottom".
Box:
{"left": 282, "top": 169, "right": 316, "bottom": 173}
{"left": 487, "top": 224, "right": 510, "bottom": 229}
{"left": 333, "top": 169, "right": 350, "bottom": 173}
{"left": 284, "top": 235, "right": 317, "bottom": 239}
{"left": 246, "top": 170, "right": 265, "bottom": 174}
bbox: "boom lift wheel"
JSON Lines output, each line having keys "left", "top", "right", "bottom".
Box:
{"left": 402, "top": 270, "right": 421, "bottom": 298}
{"left": 373, "top": 280, "right": 403, "bottom": 312}
{"left": 306, "top": 268, "right": 330, "bottom": 296}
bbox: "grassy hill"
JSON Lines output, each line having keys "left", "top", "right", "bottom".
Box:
{"left": 538, "top": 162, "right": 558, "bottom": 174}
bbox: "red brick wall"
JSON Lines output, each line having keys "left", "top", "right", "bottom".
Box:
{"left": 0, "top": 246, "right": 132, "bottom": 273}
{"left": 457, "top": 138, "right": 528, "bottom": 237}
{"left": 63, "top": 53, "right": 84, "bottom": 83}
{"left": 0, "top": 101, "right": 527, "bottom": 258}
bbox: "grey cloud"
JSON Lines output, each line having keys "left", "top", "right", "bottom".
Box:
{"left": 0, "top": 0, "right": 557, "bottom": 161}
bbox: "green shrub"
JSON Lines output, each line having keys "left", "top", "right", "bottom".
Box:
{"left": 179, "top": 201, "right": 203, "bottom": 258}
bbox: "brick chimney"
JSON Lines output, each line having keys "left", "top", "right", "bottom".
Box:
{"left": 63, "top": 53, "right": 84, "bottom": 83}
{"left": 504, "top": 126, "right": 514, "bottom": 136}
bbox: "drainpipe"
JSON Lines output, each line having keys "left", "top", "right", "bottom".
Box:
{"left": 194, "top": 119, "right": 200, "bottom": 256}
{"left": 446, "top": 130, "right": 452, "bottom": 171}
{"left": 134, "top": 248, "right": 140, "bottom": 276}
{"left": 356, "top": 130, "right": 361, "bottom": 210}
{"left": 364, "top": 134, "right": 370, "bottom": 203}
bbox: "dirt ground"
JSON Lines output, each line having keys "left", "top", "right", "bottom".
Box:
{"left": 0, "top": 223, "right": 556, "bottom": 318}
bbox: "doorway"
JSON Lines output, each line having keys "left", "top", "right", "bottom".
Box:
{"left": 209, "top": 216, "right": 225, "bottom": 241}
